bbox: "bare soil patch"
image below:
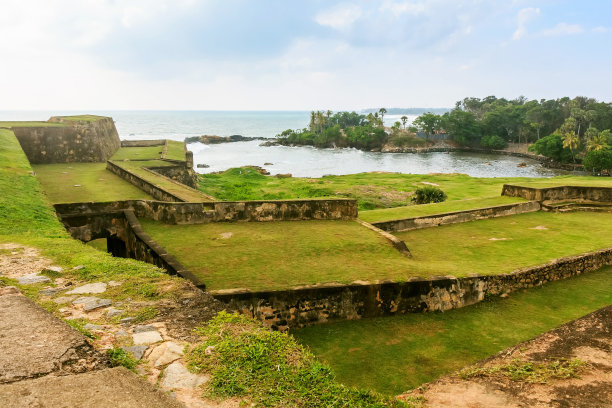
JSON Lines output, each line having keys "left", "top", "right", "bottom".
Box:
{"left": 400, "top": 306, "right": 612, "bottom": 407}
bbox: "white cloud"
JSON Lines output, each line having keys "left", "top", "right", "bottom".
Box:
{"left": 542, "top": 22, "right": 584, "bottom": 36}
{"left": 592, "top": 26, "right": 608, "bottom": 34}
{"left": 315, "top": 4, "right": 362, "bottom": 30}
{"left": 379, "top": 1, "right": 426, "bottom": 17}
{"left": 513, "top": 7, "right": 540, "bottom": 40}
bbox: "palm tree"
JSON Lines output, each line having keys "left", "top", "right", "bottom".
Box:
{"left": 378, "top": 108, "right": 387, "bottom": 126}
{"left": 586, "top": 131, "right": 609, "bottom": 152}
{"left": 558, "top": 117, "right": 579, "bottom": 162}
{"left": 309, "top": 111, "right": 316, "bottom": 133}
{"left": 401, "top": 115, "right": 408, "bottom": 129}
{"left": 315, "top": 111, "right": 326, "bottom": 133}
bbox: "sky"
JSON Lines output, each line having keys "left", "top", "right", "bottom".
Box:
{"left": 0, "top": 0, "right": 610, "bottom": 110}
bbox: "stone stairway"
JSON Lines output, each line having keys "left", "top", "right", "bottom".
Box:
{"left": 541, "top": 200, "right": 612, "bottom": 213}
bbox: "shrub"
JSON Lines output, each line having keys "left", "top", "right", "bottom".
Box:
{"left": 411, "top": 186, "right": 447, "bottom": 204}
{"left": 481, "top": 135, "right": 507, "bottom": 150}
{"left": 583, "top": 149, "right": 612, "bottom": 174}
{"left": 528, "top": 134, "right": 573, "bottom": 163}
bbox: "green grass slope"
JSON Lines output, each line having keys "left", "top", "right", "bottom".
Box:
{"left": 199, "top": 168, "right": 611, "bottom": 211}
{"left": 294, "top": 267, "right": 612, "bottom": 395}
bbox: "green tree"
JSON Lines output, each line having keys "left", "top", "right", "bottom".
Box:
{"left": 441, "top": 109, "right": 480, "bottom": 146}
{"left": 378, "top": 108, "right": 387, "bottom": 126}
{"left": 413, "top": 113, "right": 442, "bottom": 140}
{"left": 583, "top": 149, "right": 612, "bottom": 174}
{"left": 586, "top": 128, "right": 610, "bottom": 152}
{"left": 559, "top": 117, "right": 579, "bottom": 162}
{"left": 528, "top": 133, "right": 573, "bottom": 163}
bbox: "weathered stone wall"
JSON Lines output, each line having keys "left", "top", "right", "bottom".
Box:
{"left": 120, "top": 140, "right": 165, "bottom": 147}
{"left": 214, "top": 247, "right": 612, "bottom": 330}
{"left": 106, "top": 161, "right": 186, "bottom": 202}
{"left": 371, "top": 201, "right": 541, "bottom": 232}
{"left": 147, "top": 165, "right": 199, "bottom": 189}
{"left": 502, "top": 184, "right": 612, "bottom": 203}
{"left": 54, "top": 197, "right": 358, "bottom": 226}
{"left": 13, "top": 117, "right": 120, "bottom": 163}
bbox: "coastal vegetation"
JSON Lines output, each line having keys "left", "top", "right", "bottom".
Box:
{"left": 275, "top": 109, "right": 427, "bottom": 150}
{"left": 410, "top": 96, "right": 612, "bottom": 170}
{"left": 264, "top": 96, "right": 612, "bottom": 173}
{"left": 293, "top": 266, "right": 612, "bottom": 395}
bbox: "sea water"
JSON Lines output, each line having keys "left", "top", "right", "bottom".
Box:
{"left": 0, "top": 110, "right": 568, "bottom": 177}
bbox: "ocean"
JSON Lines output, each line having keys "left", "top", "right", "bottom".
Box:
{"left": 0, "top": 110, "right": 566, "bottom": 178}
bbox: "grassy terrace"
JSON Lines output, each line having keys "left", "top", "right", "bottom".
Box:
{"left": 138, "top": 219, "right": 413, "bottom": 291}
{"left": 165, "top": 140, "right": 187, "bottom": 161}
{"left": 138, "top": 211, "right": 611, "bottom": 291}
{"left": 359, "top": 196, "right": 527, "bottom": 223}
{"left": 54, "top": 114, "right": 106, "bottom": 122}
{"left": 0, "top": 121, "right": 65, "bottom": 128}
{"left": 199, "top": 168, "right": 611, "bottom": 211}
{"left": 293, "top": 266, "right": 612, "bottom": 395}
{"left": 110, "top": 145, "right": 164, "bottom": 161}
{"left": 394, "top": 211, "right": 612, "bottom": 277}
{"left": 32, "top": 163, "right": 152, "bottom": 203}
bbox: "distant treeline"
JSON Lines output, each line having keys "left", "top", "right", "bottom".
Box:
{"left": 361, "top": 108, "right": 450, "bottom": 115}
{"left": 276, "top": 109, "right": 428, "bottom": 150}
{"left": 275, "top": 97, "right": 612, "bottom": 173}
{"left": 441, "top": 96, "right": 612, "bottom": 170}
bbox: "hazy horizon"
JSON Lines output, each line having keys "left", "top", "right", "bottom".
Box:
{"left": 1, "top": 1, "right": 610, "bottom": 110}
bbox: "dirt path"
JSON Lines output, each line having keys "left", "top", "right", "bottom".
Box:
{"left": 400, "top": 306, "right": 612, "bottom": 407}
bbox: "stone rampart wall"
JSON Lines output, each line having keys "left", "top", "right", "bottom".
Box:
{"left": 13, "top": 117, "right": 120, "bottom": 163}
{"left": 55, "top": 197, "right": 358, "bottom": 226}
{"left": 371, "top": 201, "right": 541, "bottom": 232}
{"left": 147, "top": 165, "right": 199, "bottom": 189}
{"left": 214, "top": 247, "right": 612, "bottom": 330}
{"left": 106, "top": 161, "right": 186, "bottom": 202}
{"left": 502, "top": 184, "right": 612, "bottom": 203}
{"left": 120, "top": 140, "right": 165, "bottom": 147}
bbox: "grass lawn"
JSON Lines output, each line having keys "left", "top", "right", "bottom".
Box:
{"left": 199, "top": 168, "right": 611, "bottom": 210}
{"left": 293, "top": 266, "right": 612, "bottom": 395}
{"left": 166, "top": 140, "right": 186, "bottom": 161}
{"left": 54, "top": 115, "right": 105, "bottom": 122}
{"left": 138, "top": 219, "right": 414, "bottom": 291}
{"left": 139, "top": 211, "right": 611, "bottom": 291}
{"left": 359, "top": 196, "right": 527, "bottom": 223}
{"left": 32, "top": 163, "right": 152, "bottom": 203}
{"left": 111, "top": 146, "right": 164, "bottom": 161}
{"left": 0, "top": 121, "right": 65, "bottom": 128}
{"left": 394, "top": 211, "right": 612, "bottom": 277}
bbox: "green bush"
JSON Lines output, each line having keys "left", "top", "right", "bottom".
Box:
{"left": 481, "top": 135, "right": 507, "bottom": 150}
{"left": 528, "top": 134, "right": 573, "bottom": 163}
{"left": 411, "top": 186, "right": 447, "bottom": 204}
{"left": 583, "top": 149, "right": 612, "bottom": 173}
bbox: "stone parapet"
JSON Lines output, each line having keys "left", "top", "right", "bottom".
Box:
{"left": 371, "top": 201, "right": 541, "bottom": 232}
